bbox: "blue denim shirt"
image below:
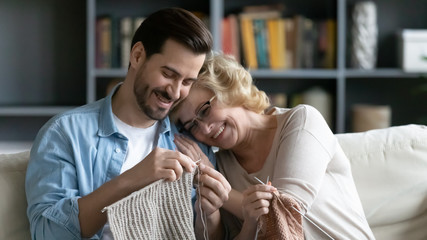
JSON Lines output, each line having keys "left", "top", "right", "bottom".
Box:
{"left": 25, "top": 87, "right": 215, "bottom": 239}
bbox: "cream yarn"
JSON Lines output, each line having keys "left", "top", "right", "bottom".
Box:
{"left": 104, "top": 172, "right": 196, "bottom": 240}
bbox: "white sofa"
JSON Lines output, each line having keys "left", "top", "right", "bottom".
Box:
{"left": 1, "top": 124, "right": 426, "bottom": 240}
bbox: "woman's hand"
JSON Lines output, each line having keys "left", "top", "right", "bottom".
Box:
{"left": 194, "top": 163, "right": 231, "bottom": 240}
{"left": 174, "top": 134, "right": 213, "bottom": 168}
{"left": 241, "top": 184, "right": 277, "bottom": 225}
{"left": 195, "top": 163, "right": 231, "bottom": 216}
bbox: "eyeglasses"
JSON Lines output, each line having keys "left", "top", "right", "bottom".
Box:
{"left": 183, "top": 95, "right": 216, "bottom": 133}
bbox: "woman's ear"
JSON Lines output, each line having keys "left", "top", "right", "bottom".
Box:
{"left": 129, "top": 42, "right": 145, "bottom": 68}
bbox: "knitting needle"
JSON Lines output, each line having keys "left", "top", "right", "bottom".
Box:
{"left": 290, "top": 205, "right": 335, "bottom": 240}
{"left": 253, "top": 176, "right": 269, "bottom": 240}
{"left": 254, "top": 176, "right": 266, "bottom": 185}
{"left": 252, "top": 177, "right": 335, "bottom": 240}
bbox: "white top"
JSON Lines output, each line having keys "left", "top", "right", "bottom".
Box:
{"left": 217, "top": 105, "right": 375, "bottom": 240}
{"left": 113, "top": 114, "right": 159, "bottom": 173}
{"left": 102, "top": 115, "right": 159, "bottom": 240}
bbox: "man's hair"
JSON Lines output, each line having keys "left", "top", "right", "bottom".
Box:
{"left": 131, "top": 7, "right": 213, "bottom": 59}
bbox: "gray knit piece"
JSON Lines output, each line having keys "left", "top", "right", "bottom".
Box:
{"left": 104, "top": 172, "right": 196, "bottom": 240}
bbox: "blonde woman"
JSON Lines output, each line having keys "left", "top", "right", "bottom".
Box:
{"left": 172, "top": 52, "right": 375, "bottom": 239}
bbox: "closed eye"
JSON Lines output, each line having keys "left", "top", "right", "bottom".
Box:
{"left": 182, "top": 78, "right": 195, "bottom": 86}
{"left": 198, "top": 105, "right": 211, "bottom": 118}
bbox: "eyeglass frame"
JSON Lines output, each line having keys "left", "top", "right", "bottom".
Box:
{"left": 182, "top": 95, "right": 216, "bottom": 132}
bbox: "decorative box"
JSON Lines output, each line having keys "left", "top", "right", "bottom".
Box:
{"left": 398, "top": 29, "right": 427, "bottom": 72}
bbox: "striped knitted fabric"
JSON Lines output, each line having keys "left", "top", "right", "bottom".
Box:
{"left": 104, "top": 172, "right": 195, "bottom": 240}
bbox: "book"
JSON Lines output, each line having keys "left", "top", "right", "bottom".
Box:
{"left": 238, "top": 10, "right": 281, "bottom": 20}
{"left": 120, "top": 17, "right": 133, "bottom": 69}
{"left": 239, "top": 8, "right": 283, "bottom": 69}
{"left": 293, "top": 15, "right": 306, "bottom": 69}
{"left": 324, "top": 19, "right": 336, "bottom": 69}
{"left": 317, "top": 20, "right": 328, "bottom": 68}
{"left": 242, "top": 3, "right": 285, "bottom": 13}
{"left": 239, "top": 17, "right": 258, "bottom": 69}
{"left": 267, "top": 18, "right": 286, "bottom": 69}
{"left": 222, "top": 14, "right": 240, "bottom": 62}
{"left": 111, "top": 17, "right": 121, "bottom": 68}
{"left": 96, "top": 16, "right": 112, "bottom": 68}
{"left": 302, "top": 18, "right": 315, "bottom": 68}
{"left": 284, "top": 18, "right": 295, "bottom": 69}
{"left": 253, "top": 18, "right": 269, "bottom": 68}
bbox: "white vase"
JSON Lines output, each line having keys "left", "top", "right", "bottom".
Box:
{"left": 351, "top": 1, "right": 378, "bottom": 69}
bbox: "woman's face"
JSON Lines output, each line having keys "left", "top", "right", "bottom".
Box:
{"left": 176, "top": 87, "right": 243, "bottom": 149}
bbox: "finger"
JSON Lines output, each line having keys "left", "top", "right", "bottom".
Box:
{"left": 167, "top": 151, "right": 195, "bottom": 173}
{"left": 248, "top": 198, "right": 271, "bottom": 210}
{"left": 243, "top": 184, "right": 276, "bottom": 196}
{"left": 176, "top": 134, "right": 201, "bottom": 150}
{"left": 161, "top": 158, "right": 184, "bottom": 181}
{"left": 174, "top": 135, "right": 198, "bottom": 161}
{"left": 199, "top": 163, "right": 231, "bottom": 192}
{"left": 250, "top": 206, "right": 270, "bottom": 218}
{"left": 198, "top": 180, "right": 223, "bottom": 207}
{"left": 158, "top": 168, "right": 177, "bottom": 182}
{"left": 244, "top": 199, "right": 271, "bottom": 216}
{"left": 198, "top": 194, "right": 219, "bottom": 216}
{"left": 242, "top": 191, "right": 274, "bottom": 205}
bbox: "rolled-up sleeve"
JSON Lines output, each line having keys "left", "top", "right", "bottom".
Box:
{"left": 26, "top": 121, "right": 85, "bottom": 239}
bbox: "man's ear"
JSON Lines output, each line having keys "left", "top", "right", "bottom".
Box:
{"left": 129, "top": 42, "right": 145, "bottom": 68}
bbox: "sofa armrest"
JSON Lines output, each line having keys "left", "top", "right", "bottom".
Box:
{"left": 336, "top": 124, "right": 427, "bottom": 240}
{"left": 0, "top": 151, "right": 31, "bottom": 240}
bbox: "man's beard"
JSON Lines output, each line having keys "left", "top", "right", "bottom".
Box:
{"left": 133, "top": 67, "right": 172, "bottom": 121}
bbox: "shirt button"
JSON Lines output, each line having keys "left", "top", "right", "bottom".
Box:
{"left": 115, "top": 148, "right": 121, "bottom": 153}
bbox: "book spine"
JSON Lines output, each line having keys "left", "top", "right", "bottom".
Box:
{"left": 240, "top": 17, "right": 258, "bottom": 69}
{"left": 120, "top": 17, "right": 133, "bottom": 69}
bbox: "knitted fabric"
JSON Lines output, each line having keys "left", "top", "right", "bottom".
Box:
{"left": 257, "top": 192, "right": 304, "bottom": 240}
{"left": 104, "top": 172, "right": 196, "bottom": 240}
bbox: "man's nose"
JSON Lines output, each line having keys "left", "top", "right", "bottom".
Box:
{"left": 167, "top": 81, "right": 182, "bottom": 101}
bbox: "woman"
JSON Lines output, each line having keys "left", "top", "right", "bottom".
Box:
{"left": 171, "top": 52, "right": 375, "bottom": 239}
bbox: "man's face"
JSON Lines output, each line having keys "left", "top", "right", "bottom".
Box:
{"left": 133, "top": 39, "right": 206, "bottom": 120}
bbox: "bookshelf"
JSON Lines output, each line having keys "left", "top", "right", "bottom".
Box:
{"left": 87, "top": 0, "right": 427, "bottom": 133}
{"left": 1, "top": 0, "right": 426, "bottom": 142}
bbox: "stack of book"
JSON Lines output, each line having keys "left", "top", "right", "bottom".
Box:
{"left": 223, "top": 5, "right": 337, "bottom": 70}
{"left": 95, "top": 16, "right": 145, "bottom": 69}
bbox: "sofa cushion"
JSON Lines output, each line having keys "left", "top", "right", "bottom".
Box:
{"left": 0, "top": 151, "right": 31, "bottom": 240}
{"left": 336, "top": 124, "right": 427, "bottom": 240}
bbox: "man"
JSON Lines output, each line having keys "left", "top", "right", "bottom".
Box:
{"left": 26, "top": 8, "right": 230, "bottom": 239}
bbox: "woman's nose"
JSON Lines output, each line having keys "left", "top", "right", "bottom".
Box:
{"left": 197, "top": 120, "right": 212, "bottom": 135}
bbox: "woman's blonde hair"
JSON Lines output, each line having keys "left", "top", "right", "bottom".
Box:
{"left": 195, "top": 52, "right": 270, "bottom": 113}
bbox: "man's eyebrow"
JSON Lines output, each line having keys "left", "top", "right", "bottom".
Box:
{"left": 161, "top": 65, "right": 198, "bottom": 82}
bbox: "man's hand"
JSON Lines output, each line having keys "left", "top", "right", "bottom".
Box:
{"left": 124, "top": 147, "right": 196, "bottom": 190}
